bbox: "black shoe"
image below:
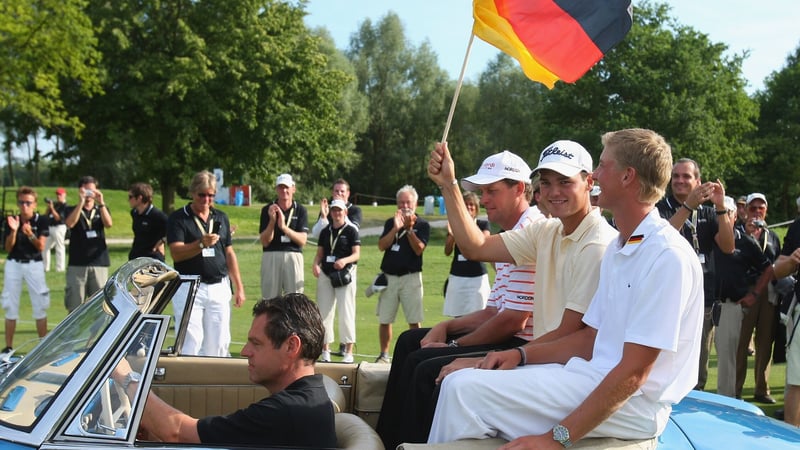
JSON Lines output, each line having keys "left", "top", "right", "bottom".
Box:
{"left": 331, "top": 343, "right": 345, "bottom": 357}
{"left": 775, "top": 408, "right": 785, "bottom": 420}
{"left": 753, "top": 394, "right": 776, "bottom": 404}
{"left": 0, "top": 346, "right": 12, "bottom": 355}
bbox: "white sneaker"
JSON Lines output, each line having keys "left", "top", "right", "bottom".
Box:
{"left": 320, "top": 350, "right": 331, "bottom": 362}
{"left": 342, "top": 352, "right": 354, "bottom": 363}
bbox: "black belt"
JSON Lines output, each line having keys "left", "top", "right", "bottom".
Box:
{"left": 201, "top": 277, "right": 223, "bottom": 284}
{"left": 10, "top": 258, "right": 42, "bottom": 264}
{"left": 385, "top": 270, "right": 419, "bottom": 277}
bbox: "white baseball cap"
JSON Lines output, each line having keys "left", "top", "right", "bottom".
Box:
{"left": 533, "top": 140, "right": 593, "bottom": 177}
{"left": 461, "top": 150, "right": 532, "bottom": 191}
{"left": 276, "top": 173, "right": 295, "bottom": 187}
{"left": 746, "top": 193, "right": 767, "bottom": 207}
{"left": 724, "top": 196, "right": 736, "bottom": 212}
{"left": 330, "top": 199, "right": 347, "bottom": 210}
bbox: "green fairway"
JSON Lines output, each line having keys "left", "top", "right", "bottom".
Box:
{"left": 0, "top": 187, "right": 788, "bottom": 418}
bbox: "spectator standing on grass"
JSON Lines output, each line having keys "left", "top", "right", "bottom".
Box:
{"left": 43, "top": 187, "right": 68, "bottom": 272}
{"left": 655, "top": 158, "right": 734, "bottom": 391}
{"left": 712, "top": 196, "right": 773, "bottom": 398}
{"left": 259, "top": 174, "right": 308, "bottom": 299}
{"left": 167, "top": 171, "right": 245, "bottom": 356}
{"left": 128, "top": 182, "right": 168, "bottom": 261}
{"left": 443, "top": 191, "right": 491, "bottom": 317}
{"left": 312, "top": 199, "right": 360, "bottom": 363}
{"left": 1, "top": 187, "right": 50, "bottom": 356}
{"left": 374, "top": 185, "right": 430, "bottom": 364}
{"left": 64, "top": 176, "right": 112, "bottom": 313}
{"left": 735, "top": 193, "right": 780, "bottom": 403}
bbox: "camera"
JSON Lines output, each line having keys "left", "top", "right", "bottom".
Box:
{"left": 84, "top": 189, "right": 94, "bottom": 198}
{"left": 44, "top": 197, "right": 52, "bottom": 204}
{"left": 752, "top": 219, "right": 767, "bottom": 229}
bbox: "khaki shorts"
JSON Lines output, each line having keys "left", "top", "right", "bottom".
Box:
{"left": 376, "top": 272, "right": 423, "bottom": 324}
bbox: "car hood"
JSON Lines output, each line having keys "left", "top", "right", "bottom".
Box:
{"left": 665, "top": 390, "right": 800, "bottom": 449}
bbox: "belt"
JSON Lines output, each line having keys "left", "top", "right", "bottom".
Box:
{"left": 10, "top": 258, "right": 42, "bottom": 264}
{"left": 385, "top": 270, "right": 420, "bottom": 277}
{"left": 201, "top": 277, "right": 223, "bottom": 285}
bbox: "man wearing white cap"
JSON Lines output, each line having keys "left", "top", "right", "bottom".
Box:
{"left": 375, "top": 151, "right": 543, "bottom": 449}
{"left": 712, "top": 196, "right": 774, "bottom": 397}
{"left": 735, "top": 193, "right": 781, "bottom": 403}
{"left": 426, "top": 139, "right": 617, "bottom": 441}
{"left": 259, "top": 174, "right": 308, "bottom": 299}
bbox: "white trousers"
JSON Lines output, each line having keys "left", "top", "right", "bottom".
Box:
{"left": 173, "top": 278, "right": 232, "bottom": 357}
{"left": 44, "top": 224, "right": 67, "bottom": 272}
{"left": 316, "top": 269, "right": 357, "bottom": 345}
{"left": 428, "top": 360, "right": 670, "bottom": 443}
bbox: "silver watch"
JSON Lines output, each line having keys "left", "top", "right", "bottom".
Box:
{"left": 123, "top": 371, "right": 141, "bottom": 391}
{"left": 552, "top": 424, "right": 572, "bottom": 448}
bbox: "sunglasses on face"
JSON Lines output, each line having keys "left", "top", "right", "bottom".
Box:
{"left": 17, "top": 200, "right": 34, "bottom": 206}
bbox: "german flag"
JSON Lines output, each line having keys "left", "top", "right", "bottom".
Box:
{"left": 473, "top": 0, "right": 633, "bottom": 88}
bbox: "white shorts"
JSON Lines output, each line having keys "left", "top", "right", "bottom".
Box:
{"left": 443, "top": 274, "right": 490, "bottom": 317}
{"left": 787, "top": 302, "right": 800, "bottom": 386}
{"left": 1, "top": 260, "right": 50, "bottom": 320}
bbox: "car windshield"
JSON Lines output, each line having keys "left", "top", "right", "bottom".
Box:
{"left": 0, "top": 290, "right": 116, "bottom": 428}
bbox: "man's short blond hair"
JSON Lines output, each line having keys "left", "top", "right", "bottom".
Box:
{"left": 602, "top": 128, "right": 672, "bottom": 204}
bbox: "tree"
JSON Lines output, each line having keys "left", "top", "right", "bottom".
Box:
{"left": 754, "top": 44, "right": 800, "bottom": 220}
{"left": 0, "top": 0, "right": 102, "bottom": 183}
{"left": 346, "top": 13, "right": 450, "bottom": 200}
{"left": 60, "top": 0, "right": 355, "bottom": 211}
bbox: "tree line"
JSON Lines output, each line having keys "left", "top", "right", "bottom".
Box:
{"left": 2, "top": 1, "right": 799, "bottom": 220}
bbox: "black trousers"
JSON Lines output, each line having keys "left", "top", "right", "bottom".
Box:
{"left": 375, "top": 327, "right": 526, "bottom": 449}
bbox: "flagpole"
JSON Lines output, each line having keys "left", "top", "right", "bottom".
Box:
{"left": 441, "top": 32, "right": 475, "bottom": 144}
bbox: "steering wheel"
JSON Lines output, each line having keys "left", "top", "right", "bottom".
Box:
{"left": 97, "top": 377, "right": 131, "bottom": 434}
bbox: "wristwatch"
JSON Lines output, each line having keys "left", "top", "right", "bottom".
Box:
{"left": 122, "top": 371, "right": 141, "bottom": 391}
{"left": 447, "top": 339, "right": 459, "bottom": 348}
{"left": 552, "top": 424, "right": 572, "bottom": 448}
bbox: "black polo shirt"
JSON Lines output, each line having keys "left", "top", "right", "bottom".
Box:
{"left": 259, "top": 200, "right": 308, "bottom": 253}
{"left": 47, "top": 201, "right": 68, "bottom": 226}
{"left": 715, "top": 229, "right": 772, "bottom": 301}
{"left": 450, "top": 219, "right": 490, "bottom": 277}
{"left": 3, "top": 213, "right": 48, "bottom": 262}
{"left": 167, "top": 204, "right": 231, "bottom": 283}
{"left": 65, "top": 205, "right": 110, "bottom": 267}
{"left": 379, "top": 215, "right": 430, "bottom": 275}
{"left": 318, "top": 222, "right": 360, "bottom": 275}
{"left": 197, "top": 374, "right": 336, "bottom": 448}
{"left": 129, "top": 204, "right": 168, "bottom": 261}
{"left": 656, "top": 194, "right": 719, "bottom": 305}
{"left": 781, "top": 218, "right": 800, "bottom": 298}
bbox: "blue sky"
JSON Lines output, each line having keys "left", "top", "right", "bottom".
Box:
{"left": 302, "top": 0, "right": 800, "bottom": 94}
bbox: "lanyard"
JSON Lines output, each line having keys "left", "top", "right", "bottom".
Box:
{"left": 80, "top": 208, "right": 96, "bottom": 229}
{"left": 275, "top": 201, "right": 295, "bottom": 228}
{"left": 394, "top": 229, "right": 407, "bottom": 245}
{"left": 329, "top": 225, "right": 345, "bottom": 253}
{"left": 192, "top": 215, "right": 214, "bottom": 237}
{"left": 683, "top": 209, "right": 700, "bottom": 253}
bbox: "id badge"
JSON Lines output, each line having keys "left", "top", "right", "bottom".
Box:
{"left": 280, "top": 235, "right": 291, "bottom": 243}
{"left": 202, "top": 248, "right": 216, "bottom": 258}
{"left": 697, "top": 253, "right": 706, "bottom": 264}
{"left": 86, "top": 230, "right": 98, "bottom": 239}
{"left": 391, "top": 244, "right": 400, "bottom": 252}
{"left": 457, "top": 254, "right": 468, "bottom": 262}
{"left": 326, "top": 255, "right": 336, "bottom": 263}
